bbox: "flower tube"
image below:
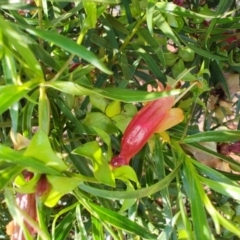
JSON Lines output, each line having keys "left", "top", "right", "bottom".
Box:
{"left": 110, "top": 96, "right": 183, "bottom": 167}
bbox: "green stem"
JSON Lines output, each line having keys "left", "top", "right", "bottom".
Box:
{"left": 119, "top": 14, "right": 146, "bottom": 52}
{"left": 36, "top": 0, "right": 43, "bottom": 48}
{"left": 110, "top": 14, "right": 146, "bottom": 65}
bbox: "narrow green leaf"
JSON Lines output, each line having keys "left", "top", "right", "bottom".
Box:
{"left": 193, "top": 160, "right": 239, "bottom": 185}
{"left": 73, "top": 141, "right": 115, "bottom": 187}
{"left": 21, "top": 90, "right": 39, "bottom": 137}
{"left": 83, "top": 0, "right": 97, "bottom": 28}
{"left": 0, "top": 80, "right": 39, "bottom": 115}
{"left": 204, "top": 0, "right": 234, "bottom": 48}
{"left": 183, "top": 159, "right": 213, "bottom": 240}
{"left": 24, "top": 130, "right": 68, "bottom": 172}
{"left": 24, "top": 27, "right": 112, "bottom": 75}
{"left": 210, "top": 60, "right": 230, "bottom": 99}
{"left": 201, "top": 177, "right": 240, "bottom": 201}
{"left": 138, "top": 28, "right": 166, "bottom": 70}
{"left": 153, "top": 12, "right": 181, "bottom": 47}
{"left": 153, "top": 137, "right": 176, "bottom": 239}
{"left": 0, "top": 145, "right": 60, "bottom": 175}
{"left": 44, "top": 176, "right": 82, "bottom": 207}
{"left": 0, "top": 16, "right": 43, "bottom": 77}
{"left": 54, "top": 98, "right": 86, "bottom": 134}
{"left": 90, "top": 95, "right": 108, "bottom": 113}
{"left": 113, "top": 166, "right": 140, "bottom": 186}
{"left": 83, "top": 112, "right": 118, "bottom": 134}
{"left": 79, "top": 160, "right": 182, "bottom": 199}
{"left": 146, "top": 0, "right": 156, "bottom": 35}
{"left": 186, "top": 43, "right": 227, "bottom": 61}
{"left": 104, "top": 13, "right": 128, "bottom": 34}
{"left": 54, "top": 210, "right": 75, "bottom": 240}
{"left": 0, "top": 165, "right": 23, "bottom": 190}
{"left": 183, "top": 130, "right": 240, "bottom": 143}
{"left": 119, "top": 50, "right": 130, "bottom": 80}
{"left": 132, "top": 43, "right": 167, "bottom": 82}
{"left": 89, "top": 202, "right": 157, "bottom": 239}
{"left": 215, "top": 211, "right": 240, "bottom": 238}
{"left": 156, "top": 2, "right": 218, "bottom": 19}
{"left": 2, "top": 52, "right": 17, "bottom": 84}
{"left": 91, "top": 34, "right": 113, "bottom": 50}
{"left": 28, "top": 43, "right": 61, "bottom": 71}
{"left": 99, "top": 15, "right": 119, "bottom": 50}
{"left": 76, "top": 205, "right": 88, "bottom": 240}
{"left": 39, "top": 88, "right": 50, "bottom": 134}
{"left": 92, "top": 217, "right": 104, "bottom": 240}
{"left": 47, "top": 81, "right": 182, "bottom": 102}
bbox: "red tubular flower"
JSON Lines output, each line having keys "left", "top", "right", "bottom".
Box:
{"left": 10, "top": 193, "right": 37, "bottom": 240}
{"left": 6, "top": 172, "right": 51, "bottom": 240}
{"left": 110, "top": 96, "right": 184, "bottom": 167}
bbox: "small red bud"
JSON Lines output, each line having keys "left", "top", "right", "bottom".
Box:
{"left": 173, "top": 0, "right": 184, "bottom": 6}
{"left": 36, "top": 175, "right": 51, "bottom": 197}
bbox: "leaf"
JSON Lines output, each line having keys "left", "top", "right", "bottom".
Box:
{"left": 24, "top": 130, "right": 68, "bottom": 172}
{"left": 156, "top": 2, "right": 218, "bottom": 19}
{"left": 131, "top": 43, "right": 167, "bottom": 81}
{"left": 204, "top": 0, "right": 235, "bottom": 48}
{"left": 104, "top": 13, "right": 128, "bottom": 34}
{"left": 0, "top": 145, "right": 60, "bottom": 175}
{"left": 153, "top": 11, "right": 181, "bottom": 47}
{"left": 0, "top": 16, "right": 43, "bottom": 77}
{"left": 113, "top": 166, "right": 140, "bottom": 186}
{"left": 118, "top": 184, "right": 136, "bottom": 213}
{"left": 111, "top": 114, "right": 132, "bottom": 133}
{"left": 28, "top": 43, "right": 61, "bottom": 71}
{"left": 182, "top": 158, "right": 213, "bottom": 240}
{"left": 73, "top": 141, "right": 115, "bottom": 187}
{"left": 24, "top": 27, "right": 112, "bottom": 74}
{"left": 210, "top": 60, "right": 230, "bottom": 99}
{"left": 83, "top": 112, "right": 118, "bottom": 134}
{"left": 200, "top": 176, "right": 240, "bottom": 201}
{"left": 39, "top": 88, "right": 50, "bottom": 134}
{"left": 79, "top": 160, "right": 182, "bottom": 199}
{"left": 54, "top": 210, "right": 76, "bottom": 240}
{"left": 186, "top": 43, "right": 227, "bottom": 61}
{"left": 146, "top": 0, "right": 156, "bottom": 35}
{"left": 47, "top": 81, "right": 182, "bottom": 103}
{"left": 0, "top": 80, "right": 39, "bottom": 115}
{"left": 14, "top": 173, "right": 40, "bottom": 194}
{"left": 44, "top": 176, "right": 81, "bottom": 207}
{"left": 89, "top": 202, "right": 157, "bottom": 239}
{"left": 83, "top": 0, "right": 97, "bottom": 28}
{"left": 183, "top": 130, "right": 240, "bottom": 143}
{"left": 54, "top": 98, "right": 86, "bottom": 134}
{"left": 137, "top": 28, "right": 166, "bottom": 70}
{"left": 179, "top": 47, "right": 195, "bottom": 62}
{"left": 92, "top": 126, "right": 113, "bottom": 160}
{"left": 105, "top": 100, "right": 121, "bottom": 117}
{"left": 0, "top": 165, "right": 23, "bottom": 191}
{"left": 91, "top": 217, "right": 104, "bottom": 240}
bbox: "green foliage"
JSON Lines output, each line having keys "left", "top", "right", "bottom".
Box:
{"left": 1, "top": 0, "right": 240, "bottom": 239}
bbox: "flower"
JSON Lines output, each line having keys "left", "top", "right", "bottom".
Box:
{"left": 110, "top": 95, "right": 184, "bottom": 167}
{"left": 6, "top": 172, "right": 51, "bottom": 240}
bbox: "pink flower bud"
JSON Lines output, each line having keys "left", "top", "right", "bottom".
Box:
{"left": 110, "top": 96, "right": 183, "bottom": 167}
